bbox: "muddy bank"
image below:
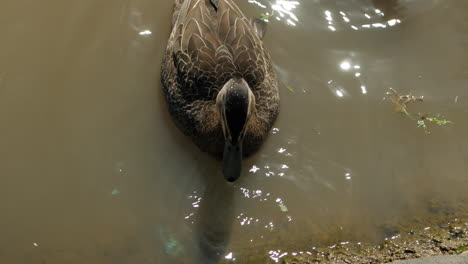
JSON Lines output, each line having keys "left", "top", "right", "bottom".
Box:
{"left": 280, "top": 218, "right": 466, "bottom": 264}
{"left": 219, "top": 198, "right": 467, "bottom": 264}
{"left": 279, "top": 200, "right": 467, "bottom": 264}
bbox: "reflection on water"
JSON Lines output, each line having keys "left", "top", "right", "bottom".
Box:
{"left": 1, "top": 0, "right": 468, "bottom": 263}
{"left": 250, "top": 0, "right": 300, "bottom": 26}
{"left": 316, "top": 0, "right": 407, "bottom": 32}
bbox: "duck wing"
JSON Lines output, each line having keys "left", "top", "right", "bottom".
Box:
{"left": 172, "top": 0, "right": 268, "bottom": 100}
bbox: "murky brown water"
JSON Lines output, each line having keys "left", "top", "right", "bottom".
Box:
{"left": 1, "top": 0, "right": 467, "bottom": 263}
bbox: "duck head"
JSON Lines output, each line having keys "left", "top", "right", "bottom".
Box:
{"left": 216, "top": 78, "right": 256, "bottom": 182}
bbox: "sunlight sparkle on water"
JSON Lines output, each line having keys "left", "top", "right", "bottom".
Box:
{"left": 352, "top": 17, "right": 400, "bottom": 31}
{"left": 240, "top": 216, "right": 254, "bottom": 225}
{"left": 372, "top": 23, "right": 387, "bottom": 28}
{"left": 191, "top": 197, "right": 202, "bottom": 208}
{"left": 340, "top": 61, "right": 351, "bottom": 71}
{"left": 324, "top": 10, "right": 335, "bottom": 31}
{"left": 345, "top": 172, "right": 352, "bottom": 180}
{"left": 388, "top": 19, "right": 401, "bottom": 26}
{"left": 272, "top": 0, "right": 300, "bottom": 26}
{"left": 361, "top": 85, "right": 367, "bottom": 94}
{"left": 139, "top": 30, "right": 152, "bottom": 35}
{"left": 248, "top": 0, "right": 267, "bottom": 8}
{"left": 184, "top": 212, "right": 194, "bottom": 219}
{"left": 250, "top": 165, "right": 260, "bottom": 173}
{"left": 269, "top": 250, "right": 288, "bottom": 263}
{"left": 286, "top": 19, "right": 296, "bottom": 26}
{"left": 241, "top": 188, "right": 250, "bottom": 198}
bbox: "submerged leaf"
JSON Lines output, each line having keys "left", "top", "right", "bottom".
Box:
{"left": 285, "top": 84, "right": 295, "bottom": 93}
{"left": 158, "top": 228, "right": 184, "bottom": 257}
{"left": 111, "top": 188, "right": 120, "bottom": 195}
{"left": 279, "top": 202, "right": 288, "bottom": 212}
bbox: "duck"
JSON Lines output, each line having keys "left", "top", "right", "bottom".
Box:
{"left": 161, "top": 0, "right": 279, "bottom": 182}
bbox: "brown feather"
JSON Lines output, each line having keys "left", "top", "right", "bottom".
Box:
{"left": 161, "top": 0, "right": 279, "bottom": 157}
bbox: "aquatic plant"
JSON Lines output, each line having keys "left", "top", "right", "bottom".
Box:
{"left": 384, "top": 88, "right": 453, "bottom": 134}
{"left": 282, "top": 82, "right": 294, "bottom": 93}
{"left": 385, "top": 88, "right": 424, "bottom": 115}
{"left": 416, "top": 114, "right": 454, "bottom": 134}
{"left": 111, "top": 188, "right": 120, "bottom": 196}
{"left": 259, "top": 12, "right": 274, "bottom": 22}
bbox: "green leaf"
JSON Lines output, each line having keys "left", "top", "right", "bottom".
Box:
{"left": 426, "top": 117, "right": 453, "bottom": 126}
{"left": 285, "top": 84, "right": 295, "bottom": 93}
{"left": 417, "top": 120, "right": 430, "bottom": 134}
{"left": 384, "top": 88, "right": 453, "bottom": 134}
{"left": 455, "top": 245, "right": 465, "bottom": 254}
{"left": 259, "top": 11, "right": 275, "bottom": 22}
{"left": 260, "top": 13, "right": 271, "bottom": 22}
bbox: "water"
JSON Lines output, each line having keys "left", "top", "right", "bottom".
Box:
{"left": 0, "top": 0, "right": 467, "bottom": 263}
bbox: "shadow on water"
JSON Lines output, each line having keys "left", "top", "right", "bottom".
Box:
{"left": 193, "top": 171, "right": 235, "bottom": 264}
{"left": 157, "top": 82, "right": 235, "bottom": 264}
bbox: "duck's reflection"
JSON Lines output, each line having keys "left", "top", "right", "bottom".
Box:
{"left": 157, "top": 85, "right": 235, "bottom": 263}
{"left": 194, "top": 171, "right": 235, "bottom": 264}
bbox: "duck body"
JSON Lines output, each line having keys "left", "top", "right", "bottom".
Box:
{"left": 161, "top": 0, "right": 279, "bottom": 179}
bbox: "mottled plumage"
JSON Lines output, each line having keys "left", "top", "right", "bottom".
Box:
{"left": 161, "top": 0, "right": 279, "bottom": 158}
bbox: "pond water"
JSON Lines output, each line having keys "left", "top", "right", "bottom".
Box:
{"left": 0, "top": 0, "right": 467, "bottom": 263}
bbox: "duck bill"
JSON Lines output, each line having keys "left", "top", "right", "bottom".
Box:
{"left": 222, "top": 139, "right": 243, "bottom": 182}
